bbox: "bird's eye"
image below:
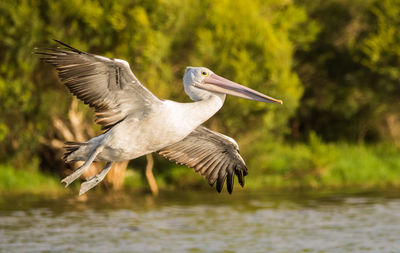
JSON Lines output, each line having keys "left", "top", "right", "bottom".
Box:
{"left": 201, "top": 71, "right": 208, "bottom": 76}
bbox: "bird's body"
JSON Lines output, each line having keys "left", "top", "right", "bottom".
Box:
{"left": 37, "top": 40, "right": 282, "bottom": 195}
{"left": 71, "top": 95, "right": 224, "bottom": 162}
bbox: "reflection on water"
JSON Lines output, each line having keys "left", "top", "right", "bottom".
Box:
{"left": 1, "top": 191, "right": 400, "bottom": 253}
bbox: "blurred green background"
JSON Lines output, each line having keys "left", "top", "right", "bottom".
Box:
{"left": 1, "top": 0, "right": 400, "bottom": 195}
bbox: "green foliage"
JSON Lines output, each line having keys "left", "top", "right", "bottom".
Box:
{"left": 0, "top": 0, "right": 312, "bottom": 168}
{"left": 361, "top": 0, "right": 400, "bottom": 80}
{"left": 355, "top": 0, "right": 400, "bottom": 136}
{"left": 1, "top": 0, "right": 400, "bottom": 193}
{"left": 189, "top": 0, "right": 316, "bottom": 137}
{"left": 294, "top": 0, "right": 400, "bottom": 142}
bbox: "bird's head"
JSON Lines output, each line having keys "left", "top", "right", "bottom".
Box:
{"left": 183, "top": 67, "right": 283, "bottom": 104}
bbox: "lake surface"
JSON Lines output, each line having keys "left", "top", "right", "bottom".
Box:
{"left": 1, "top": 190, "right": 399, "bottom": 253}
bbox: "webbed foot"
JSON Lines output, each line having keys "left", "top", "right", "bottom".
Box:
{"left": 79, "top": 162, "right": 113, "bottom": 195}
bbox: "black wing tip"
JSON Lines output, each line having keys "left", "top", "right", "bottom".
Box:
{"left": 52, "top": 39, "right": 83, "bottom": 54}
{"left": 34, "top": 40, "right": 83, "bottom": 57}
{"left": 213, "top": 164, "right": 248, "bottom": 194}
{"left": 227, "top": 170, "right": 234, "bottom": 194}
{"left": 237, "top": 165, "right": 247, "bottom": 188}
{"left": 216, "top": 170, "right": 227, "bottom": 193}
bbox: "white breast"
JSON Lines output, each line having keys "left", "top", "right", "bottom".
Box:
{"left": 101, "top": 95, "right": 224, "bottom": 161}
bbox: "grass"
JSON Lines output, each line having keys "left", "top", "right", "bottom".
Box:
{"left": 0, "top": 164, "right": 64, "bottom": 195}
{"left": 2, "top": 139, "right": 400, "bottom": 195}
{"left": 244, "top": 136, "right": 400, "bottom": 191}
{"left": 327, "top": 144, "right": 400, "bottom": 188}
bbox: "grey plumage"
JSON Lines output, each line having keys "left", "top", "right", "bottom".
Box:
{"left": 158, "top": 126, "right": 247, "bottom": 194}
{"left": 63, "top": 142, "right": 86, "bottom": 161}
{"left": 37, "top": 40, "right": 161, "bottom": 131}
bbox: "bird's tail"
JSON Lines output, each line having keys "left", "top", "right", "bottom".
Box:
{"left": 63, "top": 142, "right": 87, "bottom": 162}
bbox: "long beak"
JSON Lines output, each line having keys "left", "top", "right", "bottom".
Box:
{"left": 197, "top": 74, "right": 283, "bottom": 104}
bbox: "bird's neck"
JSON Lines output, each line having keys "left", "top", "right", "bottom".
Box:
{"left": 182, "top": 93, "right": 225, "bottom": 129}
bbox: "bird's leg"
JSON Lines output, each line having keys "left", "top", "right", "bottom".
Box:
{"left": 79, "top": 162, "right": 113, "bottom": 195}
{"left": 61, "top": 145, "right": 104, "bottom": 187}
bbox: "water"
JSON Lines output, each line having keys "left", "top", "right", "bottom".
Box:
{"left": 1, "top": 191, "right": 399, "bottom": 252}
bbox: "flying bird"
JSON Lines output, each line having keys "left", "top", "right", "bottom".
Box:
{"left": 36, "top": 40, "right": 282, "bottom": 195}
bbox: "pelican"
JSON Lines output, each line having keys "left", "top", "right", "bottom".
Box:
{"left": 36, "top": 40, "right": 282, "bottom": 195}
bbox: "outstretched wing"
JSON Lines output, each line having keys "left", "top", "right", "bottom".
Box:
{"left": 158, "top": 126, "right": 248, "bottom": 194}
{"left": 36, "top": 40, "right": 162, "bottom": 130}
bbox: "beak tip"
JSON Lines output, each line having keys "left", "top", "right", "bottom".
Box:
{"left": 278, "top": 100, "right": 283, "bottom": 104}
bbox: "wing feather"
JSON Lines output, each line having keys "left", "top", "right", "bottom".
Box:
{"left": 158, "top": 126, "right": 248, "bottom": 194}
{"left": 36, "top": 40, "right": 162, "bottom": 130}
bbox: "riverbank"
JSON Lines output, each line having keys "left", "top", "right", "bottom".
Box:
{"left": 0, "top": 164, "right": 64, "bottom": 195}
{"left": 1, "top": 141, "right": 400, "bottom": 196}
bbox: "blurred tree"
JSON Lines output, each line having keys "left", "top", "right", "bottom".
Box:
{"left": 293, "top": 0, "right": 373, "bottom": 141}
{"left": 358, "top": 0, "right": 400, "bottom": 145}
{"left": 0, "top": 0, "right": 313, "bottom": 172}
{"left": 0, "top": 1, "right": 50, "bottom": 168}
{"left": 293, "top": 0, "right": 400, "bottom": 143}
{"left": 2, "top": 0, "right": 400, "bottom": 191}
{"left": 188, "top": 0, "right": 316, "bottom": 140}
